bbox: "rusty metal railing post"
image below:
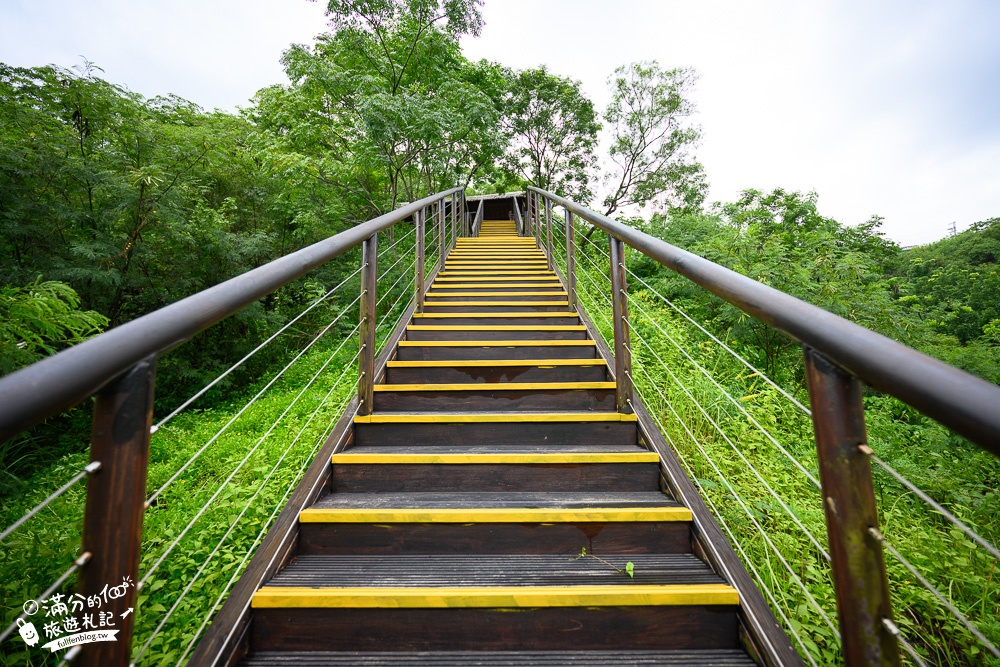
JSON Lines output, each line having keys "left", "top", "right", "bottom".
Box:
{"left": 78, "top": 356, "right": 156, "bottom": 667}
{"left": 358, "top": 233, "right": 378, "bottom": 416}
{"left": 415, "top": 208, "right": 425, "bottom": 312}
{"left": 545, "top": 198, "right": 553, "bottom": 270}
{"left": 804, "top": 347, "right": 900, "bottom": 667}
{"left": 609, "top": 235, "right": 632, "bottom": 413}
{"left": 565, "top": 209, "right": 577, "bottom": 311}
{"left": 438, "top": 199, "right": 446, "bottom": 272}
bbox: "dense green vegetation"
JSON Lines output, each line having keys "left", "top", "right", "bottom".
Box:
{"left": 561, "top": 199, "right": 1000, "bottom": 665}
{"left": 1, "top": 0, "right": 998, "bottom": 664}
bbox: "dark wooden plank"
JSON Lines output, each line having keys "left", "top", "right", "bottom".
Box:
{"left": 395, "top": 345, "right": 596, "bottom": 361}
{"left": 330, "top": 462, "right": 660, "bottom": 493}
{"left": 250, "top": 606, "right": 740, "bottom": 652}
{"left": 422, "top": 304, "right": 572, "bottom": 313}
{"left": 354, "top": 420, "right": 637, "bottom": 447}
{"left": 311, "top": 490, "right": 675, "bottom": 509}
{"left": 425, "top": 294, "right": 566, "bottom": 302}
{"left": 385, "top": 363, "right": 607, "bottom": 384}
{"left": 267, "top": 554, "right": 723, "bottom": 587}
{"left": 405, "top": 329, "right": 587, "bottom": 341}
{"left": 240, "top": 649, "right": 758, "bottom": 666}
{"left": 411, "top": 315, "right": 580, "bottom": 326}
{"left": 372, "top": 387, "right": 616, "bottom": 412}
{"left": 299, "top": 520, "right": 691, "bottom": 556}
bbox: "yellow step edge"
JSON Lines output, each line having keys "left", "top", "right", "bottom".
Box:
{"left": 411, "top": 312, "right": 578, "bottom": 318}
{"left": 252, "top": 584, "right": 735, "bottom": 609}
{"left": 373, "top": 382, "right": 615, "bottom": 392}
{"left": 395, "top": 341, "right": 593, "bottom": 349}
{"left": 407, "top": 325, "right": 585, "bottom": 331}
{"left": 421, "top": 301, "right": 570, "bottom": 307}
{"left": 386, "top": 359, "right": 604, "bottom": 367}
{"left": 331, "top": 452, "right": 659, "bottom": 465}
{"left": 447, "top": 253, "right": 546, "bottom": 257}
{"left": 353, "top": 412, "right": 637, "bottom": 423}
{"left": 425, "top": 291, "right": 568, "bottom": 297}
{"left": 298, "top": 505, "right": 687, "bottom": 524}
{"left": 438, "top": 271, "right": 556, "bottom": 275}
{"left": 430, "top": 284, "right": 563, "bottom": 289}
{"left": 433, "top": 277, "right": 558, "bottom": 282}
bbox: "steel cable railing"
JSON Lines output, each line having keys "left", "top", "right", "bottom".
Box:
{"left": 138, "top": 319, "right": 362, "bottom": 589}
{"left": 150, "top": 266, "right": 364, "bottom": 434}
{"left": 0, "top": 187, "right": 463, "bottom": 667}
{"left": 612, "top": 256, "right": 1000, "bottom": 662}
{"left": 131, "top": 347, "right": 362, "bottom": 665}
{"left": 531, "top": 184, "right": 1000, "bottom": 666}
{"left": 628, "top": 392, "right": 822, "bottom": 666}
{"left": 144, "top": 292, "right": 363, "bottom": 508}
{"left": 173, "top": 362, "right": 359, "bottom": 667}
{"left": 578, "top": 230, "right": 996, "bottom": 664}
{"left": 620, "top": 260, "right": 1000, "bottom": 564}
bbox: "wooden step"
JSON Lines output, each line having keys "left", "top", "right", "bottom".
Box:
{"left": 428, "top": 283, "right": 563, "bottom": 290}
{"left": 267, "top": 553, "right": 720, "bottom": 587}
{"left": 396, "top": 340, "right": 595, "bottom": 360}
{"left": 328, "top": 450, "right": 659, "bottom": 493}
{"left": 411, "top": 313, "right": 580, "bottom": 326}
{"left": 385, "top": 359, "right": 608, "bottom": 383}
{"left": 422, "top": 302, "right": 571, "bottom": 313}
{"left": 299, "top": 491, "right": 691, "bottom": 556}
{"left": 353, "top": 412, "right": 638, "bottom": 447}
{"left": 250, "top": 584, "right": 739, "bottom": 652}
{"left": 405, "top": 325, "right": 587, "bottom": 341}
{"left": 424, "top": 292, "right": 567, "bottom": 301}
{"left": 241, "top": 650, "right": 757, "bottom": 666}
{"left": 372, "top": 382, "right": 616, "bottom": 412}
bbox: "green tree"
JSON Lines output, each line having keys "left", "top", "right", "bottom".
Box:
{"left": 257, "top": 1, "right": 501, "bottom": 212}
{"left": 502, "top": 66, "right": 599, "bottom": 200}
{"left": 0, "top": 279, "right": 107, "bottom": 375}
{"left": 602, "top": 61, "right": 706, "bottom": 217}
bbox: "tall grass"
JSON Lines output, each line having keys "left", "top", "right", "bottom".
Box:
{"left": 566, "top": 235, "right": 1000, "bottom": 666}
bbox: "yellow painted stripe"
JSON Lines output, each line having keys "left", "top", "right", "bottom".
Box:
{"left": 438, "top": 271, "right": 555, "bottom": 276}
{"left": 425, "top": 291, "right": 567, "bottom": 297}
{"left": 433, "top": 277, "right": 558, "bottom": 282}
{"left": 396, "top": 340, "right": 592, "bottom": 346}
{"left": 411, "top": 312, "right": 577, "bottom": 318}
{"left": 298, "top": 505, "right": 688, "bottom": 524}
{"left": 422, "top": 301, "right": 570, "bottom": 307}
{"left": 373, "top": 382, "right": 615, "bottom": 392}
{"left": 407, "top": 325, "right": 585, "bottom": 331}
{"left": 331, "top": 452, "right": 659, "bottom": 464}
{"left": 386, "top": 359, "right": 605, "bottom": 367}
{"left": 252, "top": 584, "right": 734, "bottom": 609}
{"left": 430, "top": 283, "right": 563, "bottom": 289}
{"left": 353, "top": 412, "right": 637, "bottom": 423}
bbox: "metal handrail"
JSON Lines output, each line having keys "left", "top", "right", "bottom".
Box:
{"left": 472, "top": 199, "right": 484, "bottom": 236}
{"left": 529, "top": 186, "right": 1000, "bottom": 453}
{"left": 0, "top": 187, "right": 462, "bottom": 441}
{"left": 513, "top": 195, "right": 524, "bottom": 235}
{"left": 531, "top": 184, "right": 1000, "bottom": 667}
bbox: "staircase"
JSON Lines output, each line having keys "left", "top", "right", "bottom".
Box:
{"left": 240, "top": 222, "right": 754, "bottom": 665}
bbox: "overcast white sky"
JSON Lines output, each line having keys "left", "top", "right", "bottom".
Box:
{"left": 2, "top": 0, "right": 998, "bottom": 246}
